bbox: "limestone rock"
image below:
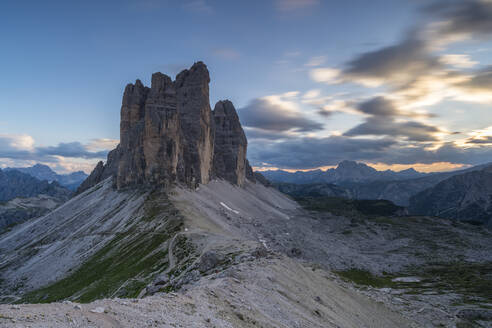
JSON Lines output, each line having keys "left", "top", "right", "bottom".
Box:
{"left": 213, "top": 100, "right": 247, "bottom": 186}
{"left": 76, "top": 161, "right": 104, "bottom": 193}
{"left": 142, "top": 72, "right": 183, "bottom": 187}
{"left": 80, "top": 62, "right": 259, "bottom": 191}
{"left": 175, "top": 62, "right": 214, "bottom": 187}
{"left": 245, "top": 160, "right": 256, "bottom": 182}
{"left": 76, "top": 146, "right": 121, "bottom": 194}
{"left": 254, "top": 172, "right": 272, "bottom": 187}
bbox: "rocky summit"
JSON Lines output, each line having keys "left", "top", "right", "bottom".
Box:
{"left": 78, "top": 62, "right": 253, "bottom": 193}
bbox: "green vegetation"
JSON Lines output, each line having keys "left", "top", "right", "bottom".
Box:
{"left": 21, "top": 190, "right": 186, "bottom": 303}
{"left": 295, "top": 196, "right": 403, "bottom": 218}
{"left": 336, "top": 262, "right": 492, "bottom": 306}
{"left": 415, "top": 262, "right": 492, "bottom": 304}
{"left": 335, "top": 269, "right": 394, "bottom": 288}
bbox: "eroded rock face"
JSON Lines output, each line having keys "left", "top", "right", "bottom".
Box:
{"left": 81, "top": 62, "right": 257, "bottom": 191}
{"left": 213, "top": 100, "right": 247, "bottom": 186}
{"left": 175, "top": 62, "right": 215, "bottom": 186}
{"left": 142, "top": 72, "right": 183, "bottom": 187}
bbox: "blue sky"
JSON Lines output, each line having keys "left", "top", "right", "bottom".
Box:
{"left": 1, "top": 0, "right": 492, "bottom": 173}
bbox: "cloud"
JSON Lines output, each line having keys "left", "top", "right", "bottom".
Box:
{"left": 355, "top": 96, "right": 435, "bottom": 118}
{"left": 356, "top": 97, "right": 400, "bottom": 117}
{"left": 0, "top": 134, "right": 35, "bottom": 152}
{"left": 305, "top": 56, "right": 326, "bottom": 67}
{"left": 440, "top": 54, "right": 478, "bottom": 68}
{"left": 248, "top": 135, "right": 492, "bottom": 169}
{"left": 466, "top": 135, "right": 492, "bottom": 144}
{"left": 248, "top": 135, "right": 396, "bottom": 169}
{"left": 337, "top": 97, "right": 441, "bottom": 142}
{"left": 344, "top": 36, "right": 441, "bottom": 88}
{"left": 344, "top": 117, "right": 441, "bottom": 142}
{"left": 182, "top": 0, "right": 213, "bottom": 14}
{"left": 309, "top": 67, "right": 341, "bottom": 84}
{"left": 424, "top": 0, "right": 492, "bottom": 42}
{"left": 308, "top": 0, "right": 492, "bottom": 110}
{"left": 457, "top": 66, "right": 492, "bottom": 92}
{"left": 378, "top": 142, "right": 492, "bottom": 166}
{"left": 36, "top": 142, "right": 108, "bottom": 159}
{"left": 248, "top": 0, "right": 492, "bottom": 170}
{"left": 464, "top": 125, "right": 492, "bottom": 145}
{"left": 302, "top": 89, "right": 321, "bottom": 99}
{"left": 0, "top": 134, "right": 117, "bottom": 172}
{"left": 86, "top": 138, "right": 120, "bottom": 152}
{"left": 238, "top": 93, "right": 324, "bottom": 133}
{"left": 275, "top": 0, "right": 319, "bottom": 12}
{"left": 244, "top": 127, "right": 294, "bottom": 141}
{"left": 212, "top": 48, "right": 240, "bottom": 60}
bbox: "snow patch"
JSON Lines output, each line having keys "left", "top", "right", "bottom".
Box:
{"left": 220, "top": 202, "right": 239, "bottom": 214}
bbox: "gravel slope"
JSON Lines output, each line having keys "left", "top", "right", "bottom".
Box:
{"left": 0, "top": 256, "right": 413, "bottom": 328}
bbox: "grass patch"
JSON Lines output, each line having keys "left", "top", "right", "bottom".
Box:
{"left": 412, "top": 262, "right": 492, "bottom": 304}
{"left": 295, "top": 196, "right": 404, "bottom": 218}
{"left": 20, "top": 190, "right": 185, "bottom": 304}
{"left": 335, "top": 269, "right": 394, "bottom": 288}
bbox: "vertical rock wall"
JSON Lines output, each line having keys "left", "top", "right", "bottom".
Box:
{"left": 78, "top": 61, "right": 255, "bottom": 193}
{"left": 212, "top": 100, "right": 247, "bottom": 186}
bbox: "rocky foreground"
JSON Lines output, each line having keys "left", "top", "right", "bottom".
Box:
{"left": 0, "top": 257, "right": 413, "bottom": 328}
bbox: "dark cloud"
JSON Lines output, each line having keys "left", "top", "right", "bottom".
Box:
{"left": 344, "top": 117, "right": 440, "bottom": 142}
{"left": 356, "top": 97, "right": 400, "bottom": 117}
{"left": 238, "top": 98, "right": 323, "bottom": 133}
{"left": 248, "top": 136, "right": 492, "bottom": 169}
{"left": 466, "top": 135, "right": 492, "bottom": 144}
{"left": 36, "top": 142, "right": 108, "bottom": 159}
{"left": 312, "top": 0, "right": 492, "bottom": 107}
{"left": 248, "top": 136, "right": 396, "bottom": 169}
{"left": 378, "top": 142, "right": 492, "bottom": 165}
{"left": 342, "top": 97, "right": 441, "bottom": 142}
{"left": 458, "top": 66, "right": 492, "bottom": 91}
{"left": 344, "top": 36, "right": 440, "bottom": 86}
{"left": 243, "top": 127, "right": 294, "bottom": 141}
{"left": 425, "top": 0, "right": 492, "bottom": 39}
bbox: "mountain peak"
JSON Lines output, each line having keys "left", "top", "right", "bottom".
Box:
{"left": 337, "top": 160, "right": 359, "bottom": 169}
{"left": 336, "top": 160, "right": 375, "bottom": 172}
{"left": 78, "top": 62, "right": 253, "bottom": 193}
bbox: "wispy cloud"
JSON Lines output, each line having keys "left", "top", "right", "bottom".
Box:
{"left": 247, "top": 1, "right": 492, "bottom": 170}
{"left": 0, "top": 134, "right": 117, "bottom": 173}
{"left": 305, "top": 56, "right": 326, "bottom": 67}
{"left": 212, "top": 48, "right": 240, "bottom": 60}
{"left": 308, "top": 1, "right": 492, "bottom": 111}
{"left": 275, "top": 0, "right": 320, "bottom": 12}
{"left": 238, "top": 92, "right": 323, "bottom": 133}
{"left": 182, "top": 0, "right": 213, "bottom": 14}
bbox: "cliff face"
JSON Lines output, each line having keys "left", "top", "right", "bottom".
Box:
{"left": 78, "top": 62, "right": 256, "bottom": 193}
{"left": 212, "top": 100, "right": 247, "bottom": 186}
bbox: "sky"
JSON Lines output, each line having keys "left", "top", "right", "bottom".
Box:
{"left": 1, "top": 0, "right": 492, "bottom": 174}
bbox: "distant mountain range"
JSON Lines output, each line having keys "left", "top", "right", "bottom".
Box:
{"left": 409, "top": 165, "right": 492, "bottom": 227}
{"left": 266, "top": 161, "right": 492, "bottom": 226}
{"left": 262, "top": 160, "right": 427, "bottom": 185}
{"left": 5, "top": 164, "right": 87, "bottom": 190}
{"left": 0, "top": 169, "right": 71, "bottom": 202}
{"left": 0, "top": 168, "right": 72, "bottom": 231}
